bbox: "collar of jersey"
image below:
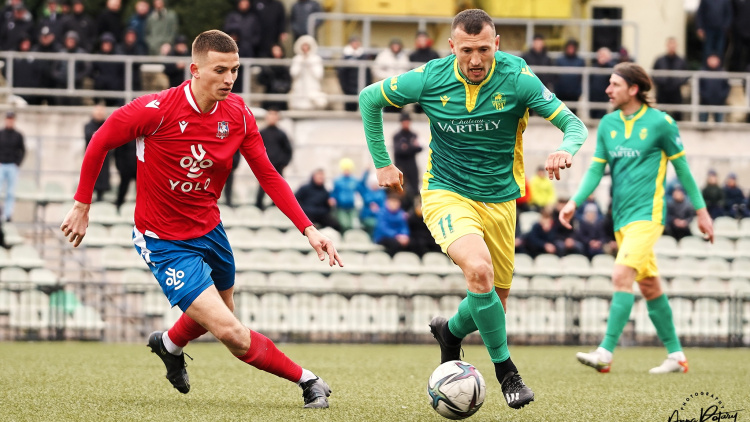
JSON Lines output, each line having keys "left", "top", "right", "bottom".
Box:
{"left": 453, "top": 58, "right": 496, "bottom": 86}
{"left": 619, "top": 104, "right": 647, "bottom": 121}
{"left": 184, "top": 82, "right": 219, "bottom": 115}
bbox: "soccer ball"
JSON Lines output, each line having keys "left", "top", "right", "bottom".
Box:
{"left": 427, "top": 360, "right": 486, "bottom": 420}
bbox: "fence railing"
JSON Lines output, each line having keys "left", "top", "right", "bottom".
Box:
{"left": 1, "top": 51, "right": 749, "bottom": 127}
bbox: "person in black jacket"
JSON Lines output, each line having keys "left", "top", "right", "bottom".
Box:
{"left": 337, "top": 36, "right": 370, "bottom": 112}
{"left": 258, "top": 44, "right": 291, "bottom": 111}
{"left": 163, "top": 35, "right": 190, "bottom": 88}
{"left": 652, "top": 37, "right": 688, "bottom": 120}
{"left": 295, "top": 168, "right": 341, "bottom": 232}
{"left": 120, "top": 27, "right": 147, "bottom": 92}
{"left": 223, "top": 0, "right": 261, "bottom": 59}
{"left": 55, "top": 30, "right": 90, "bottom": 105}
{"left": 589, "top": 47, "right": 616, "bottom": 119}
{"left": 392, "top": 112, "right": 422, "bottom": 199}
{"left": 254, "top": 0, "right": 288, "bottom": 58}
{"left": 84, "top": 105, "right": 111, "bottom": 202}
{"left": 92, "top": 32, "right": 125, "bottom": 106}
{"left": 522, "top": 34, "right": 554, "bottom": 89}
{"left": 0, "top": 4, "right": 34, "bottom": 51}
{"left": 60, "top": 0, "right": 96, "bottom": 52}
{"left": 554, "top": 39, "right": 585, "bottom": 114}
{"left": 407, "top": 196, "right": 440, "bottom": 257}
{"left": 256, "top": 109, "right": 293, "bottom": 209}
{"left": 32, "top": 26, "right": 62, "bottom": 106}
{"left": 730, "top": 0, "right": 750, "bottom": 71}
{"left": 0, "top": 111, "right": 25, "bottom": 223}
{"left": 696, "top": 0, "right": 732, "bottom": 59}
{"left": 575, "top": 203, "right": 607, "bottom": 259}
{"left": 408, "top": 31, "right": 439, "bottom": 63}
{"left": 97, "top": 0, "right": 122, "bottom": 44}
{"left": 114, "top": 139, "right": 137, "bottom": 211}
{"left": 10, "top": 36, "right": 42, "bottom": 105}
{"left": 699, "top": 54, "right": 730, "bottom": 122}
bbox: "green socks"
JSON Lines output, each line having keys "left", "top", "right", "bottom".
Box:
{"left": 447, "top": 297, "right": 478, "bottom": 339}
{"left": 466, "top": 290, "right": 509, "bottom": 363}
{"left": 599, "top": 291, "right": 634, "bottom": 353}
{"left": 647, "top": 294, "right": 682, "bottom": 354}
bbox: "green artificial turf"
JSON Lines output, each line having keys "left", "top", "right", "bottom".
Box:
{"left": 0, "top": 343, "right": 747, "bottom": 421}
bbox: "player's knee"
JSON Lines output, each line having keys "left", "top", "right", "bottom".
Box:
{"left": 214, "top": 322, "right": 249, "bottom": 350}
{"left": 462, "top": 260, "right": 494, "bottom": 293}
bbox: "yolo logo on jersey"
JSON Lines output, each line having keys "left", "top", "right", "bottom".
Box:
{"left": 170, "top": 144, "right": 214, "bottom": 193}
{"left": 165, "top": 267, "right": 185, "bottom": 290}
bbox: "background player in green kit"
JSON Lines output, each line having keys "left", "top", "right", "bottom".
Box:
{"left": 359, "top": 9, "right": 588, "bottom": 409}
{"left": 559, "top": 62, "right": 714, "bottom": 374}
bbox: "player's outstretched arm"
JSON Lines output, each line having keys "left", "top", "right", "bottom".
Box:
{"left": 304, "top": 225, "right": 344, "bottom": 267}
{"left": 376, "top": 164, "right": 404, "bottom": 193}
{"left": 60, "top": 200, "right": 91, "bottom": 247}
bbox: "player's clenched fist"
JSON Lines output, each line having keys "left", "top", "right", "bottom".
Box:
{"left": 545, "top": 150, "right": 573, "bottom": 180}
{"left": 376, "top": 164, "right": 404, "bottom": 193}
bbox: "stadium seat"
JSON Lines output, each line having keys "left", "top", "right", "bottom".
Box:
{"left": 586, "top": 275, "right": 611, "bottom": 292}
{"left": 163, "top": 306, "right": 183, "bottom": 326}
{"left": 342, "top": 229, "right": 381, "bottom": 252}
{"left": 671, "top": 257, "right": 709, "bottom": 279}
{"left": 298, "top": 272, "right": 331, "bottom": 291}
{"left": 658, "top": 257, "right": 681, "bottom": 279}
{"left": 422, "top": 251, "right": 458, "bottom": 275}
{"left": 698, "top": 277, "right": 728, "bottom": 294}
{"left": 739, "top": 218, "right": 750, "bottom": 239}
{"left": 350, "top": 294, "right": 381, "bottom": 334}
{"left": 526, "top": 297, "right": 565, "bottom": 336}
{"left": 121, "top": 269, "right": 152, "bottom": 293}
{"left": 0, "top": 266, "right": 29, "bottom": 290}
{"left": 233, "top": 205, "right": 263, "bottom": 229}
{"left": 633, "top": 300, "right": 657, "bottom": 337}
{"left": 3, "top": 223, "right": 23, "bottom": 247}
{"left": 529, "top": 275, "right": 557, "bottom": 292}
{"left": 670, "top": 298, "right": 694, "bottom": 335}
{"left": 235, "top": 249, "right": 274, "bottom": 272}
{"left": 268, "top": 271, "right": 300, "bottom": 289}
{"left": 708, "top": 237, "right": 736, "bottom": 261}
{"left": 88, "top": 202, "right": 123, "bottom": 226}
{"left": 363, "top": 251, "right": 392, "bottom": 273}
{"left": 410, "top": 274, "right": 441, "bottom": 294}
{"left": 728, "top": 277, "right": 750, "bottom": 294}
{"left": 409, "top": 295, "right": 440, "bottom": 333}
{"left": 258, "top": 292, "right": 290, "bottom": 333}
{"left": 319, "top": 293, "right": 350, "bottom": 333}
{"left": 143, "top": 289, "right": 168, "bottom": 317}
{"left": 235, "top": 291, "right": 262, "bottom": 327}
{"left": 704, "top": 257, "right": 732, "bottom": 280}
{"left": 511, "top": 276, "right": 529, "bottom": 291}
{"left": 559, "top": 276, "right": 586, "bottom": 292}
{"left": 234, "top": 271, "right": 267, "bottom": 288}
{"left": 693, "top": 298, "right": 728, "bottom": 337}
{"left": 274, "top": 250, "right": 309, "bottom": 273}
{"left": 560, "top": 254, "right": 593, "bottom": 277}
{"left": 118, "top": 203, "right": 136, "bottom": 225}
{"left": 533, "top": 254, "right": 559, "bottom": 276}
{"left": 579, "top": 297, "right": 609, "bottom": 336}
{"left": 378, "top": 295, "right": 402, "bottom": 333}
{"left": 64, "top": 305, "right": 106, "bottom": 331}
{"left": 654, "top": 236, "right": 679, "bottom": 259}
{"left": 290, "top": 293, "right": 319, "bottom": 333}
{"left": 329, "top": 272, "right": 359, "bottom": 292}
{"left": 668, "top": 277, "right": 701, "bottom": 294}
{"left": 359, "top": 272, "right": 389, "bottom": 293}
{"left": 513, "top": 253, "right": 534, "bottom": 277}
{"left": 263, "top": 207, "right": 295, "bottom": 230}
{"left": 679, "top": 236, "right": 710, "bottom": 258}
{"left": 392, "top": 251, "right": 422, "bottom": 275}
{"left": 712, "top": 216, "right": 741, "bottom": 240}
{"left": 9, "top": 245, "right": 44, "bottom": 270}
{"left": 443, "top": 274, "right": 467, "bottom": 293}
{"left": 518, "top": 211, "right": 540, "bottom": 233}
{"left": 0, "top": 288, "right": 11, "bottom": 314}
{"left": 225, "top": 227, "right": 255, "bottom": 250}
{"left": 29, "top": 269, "right": 58, "bottom": 288}
{"left": 11, "top": 290, "right": 49, "bottom": 331}
{"left": 734, "top": 238, "right": 750, "bottom": 259}
{"left": 731, "top": 258, "right": 750, "bottom": 278}
{"left": 438, "top": 295, "right": 463, "bottom": 317}
{"left": 100, "top": 246, "right": 143, "bottom": 271}
{"left": 590, "top": 254, "right": 615, "bottom": 277}
{"left": 82, "top": 224, "right": 110, "bottom": 247}
{"left": 109, "top": 224, "right": 137, "bottom": 247}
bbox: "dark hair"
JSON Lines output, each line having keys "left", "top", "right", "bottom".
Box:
{"left": 613, "top": 62, "right": 652, "bottom": 106}
{"left": 192, "top": 30, "right": 238, "bottom": 61}
{"left": 451, "top": 9, "right": 494, "bottom": 36}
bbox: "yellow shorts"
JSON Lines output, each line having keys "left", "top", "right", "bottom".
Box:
{"left": 421, "top": 189, "right": 516, "bottom": 289}
{"left": 614, "top": 221, "right": 664, "bottom": 281}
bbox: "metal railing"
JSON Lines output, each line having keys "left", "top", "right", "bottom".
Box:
{"left": 1, "top": 51, "right": 749, "bottom": 127}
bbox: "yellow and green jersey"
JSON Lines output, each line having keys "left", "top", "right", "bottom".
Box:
{"left": 573, "top": 105, "right": 706, "bottom": 231}
{"left": 359, "top": 51, "right": 587, "bottom": 203}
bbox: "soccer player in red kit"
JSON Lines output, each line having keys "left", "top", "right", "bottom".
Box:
{"left": 60, "top": 30, "right": 342, "bottom": 408}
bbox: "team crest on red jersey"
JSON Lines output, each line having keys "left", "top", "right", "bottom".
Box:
{"left": 216, "top": 122, "right": 229, "bottom": 139}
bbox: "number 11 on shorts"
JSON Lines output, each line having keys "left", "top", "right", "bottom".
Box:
{"left": 438, "top": 214, "right": 454, "bottom": 238}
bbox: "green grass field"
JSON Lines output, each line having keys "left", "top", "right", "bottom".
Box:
{"left": 0, "top": 343, "right": 746, "bottom": 421}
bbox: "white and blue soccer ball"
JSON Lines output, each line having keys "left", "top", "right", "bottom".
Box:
{"left": 427, "top": 360, "right": 486, "bottom": 420}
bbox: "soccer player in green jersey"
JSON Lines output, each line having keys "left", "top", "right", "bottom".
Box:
{"left": 359, "top": 9, "right": 588, "bottom": 409}
{"left": 559, "top": 62, "right": 714, "bottom": 374}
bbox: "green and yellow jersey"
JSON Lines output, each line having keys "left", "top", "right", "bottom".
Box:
{"left": 572, "top": 105, "right": 706, "bottom": 231}
{"left": 359, "top": 51, "right": 588, "bottom": 203}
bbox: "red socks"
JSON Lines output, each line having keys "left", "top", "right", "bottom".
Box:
{"left": 238, "top": 330, "right": 303, "bottom": 383}
{"left": 167, "top": 313, "right": 208, "bottom": 348}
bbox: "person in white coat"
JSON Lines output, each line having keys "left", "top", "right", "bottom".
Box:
{"left": 371, "top": 38, "right": 411, "bottom": 82}
{"left": 288, "top": 35, "right": 328, "bottom": 110}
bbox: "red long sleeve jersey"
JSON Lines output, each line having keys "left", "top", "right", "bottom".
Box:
{"left": 74, "top": 81, "right": 311, "bottom": 240}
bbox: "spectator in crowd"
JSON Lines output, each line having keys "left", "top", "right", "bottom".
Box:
{"left": 37, "top": 0, "right": 64, "bottom": 41}
{"left": 552, "top": 198, "right": 585, "bottom": 256}
{"left": 120, "top": 28, "right": 146, "bottom": 91}
{"left": 113, "top": 139, "right": 137, "bottom": 211}
{"left": 330, "top": 158, "right": 359, "bottom": 232}
{"left": 409, "top": 30, "right": 440, "bottom": 63}
{"left": 617, "top": 46, "right": 633, "bottom": 63}
{"left": 730, "top": 0, "right": 750, "bottom": 71}
{"left": 92, "top": 32, "right": 125, "bottom": 106}
{"left": 256, "top": 109, "right": 293, "bottom": 210}
{"left": 666, "top": 187, "right": 695, "bottom": 241}
{"left": 258, "top": 44, "right": 291, "bottom": 111}
{"left": 1, "top": 4, "right": 33, "bottom": 52}
{"left": 723, "top": 173, "right": 749, "bottom": 218}
{"left": 127, "top": 0, "right": 151, "bottom": 54}
{"left": 589, "top": 47, "right": 616, "bottom": 119}
{"left": 601, "top": 203, "right": 618, "bottom": 256}
{"left": 84, "top": 104, "right": 111, "bottom": 203}
{"left": 372, "top": 38, "right": 411, "bottom": 83}
{"left": 407, "top": 196, "right": 440, "bottom": 257}
{"left": 702, "top": 169, "right": 725, "bottom": 219}
{"left": 11, "top": 36, "right": 41, "bottom": 105}
{"left": 32, "top": 26, "right": 61, "bottom": 106}
{"left": 61, "top": 0, "right": 96, "bottom": 52}
{"left": 1, "top": 0, "right": 26, "bottom": 25}
{"left": 97, "top": 0, "right": 123, "bottom": 44}
{"left": 223, "top": 150, "right": 241, "bottom": 207}
{"left": 529, "top": 165, "right": 556, "bottom": 211}
{"left": 224, "top": 0, "right": 260, "bottom": 59}
{"left": 699, "top": 54, "right": 730, "bottom": 123}
{"left": 652, "top": 37, "right": 688, "bottom": 121}
{"left": 295, "top": 168, "right": 342, "bottom": 232}
{"left": 338, "top": 35, "right": 371, "bottom": 112}
{"left": 524, "top": 209, "right": 558, "bottom": 258}
{"left": 0, "top": 111, "right": 25, "bottom": 222}
{"left": 290, "top": 0, "right": 321, "bottom": 40}
{"left": 554, "top": 39, "right": 585, "bottom": 114}
{"left": 145, "top": 0, "right": 178, "bottom": 56}
{"left": 696, "top": 0, "right": 733, "bottom": 59}
{"left": 573, "top": 194, "right": 603, "bottom": 223}
{"left": 392, "top": 112, "right": 423, "bottom": 198}
{"left": 575, "top": 203, "right": 608, "bottom": 259}
{"left": 163, "top": 34, "right": 190, "bottom": 88}
{"left": 358, "top": 170, "right": 385, "bottom": 236}
{"left": 288, "top": 35, "right": 327, "bottom": 110}
{"left": 372, "top": 194, "right": 410, "bottom": 257}
{"left": 55, "top": 31, "right": 90, "bottom": 105}
{"left": 254, "top": 0, "right": 288, "bottom": 58}
{"left": 522, "top": 34, "right": 554, "bottom": 89}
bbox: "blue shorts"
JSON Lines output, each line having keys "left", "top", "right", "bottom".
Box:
{"left": 133, "top": 223, "right": 235, "bottom": 312}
